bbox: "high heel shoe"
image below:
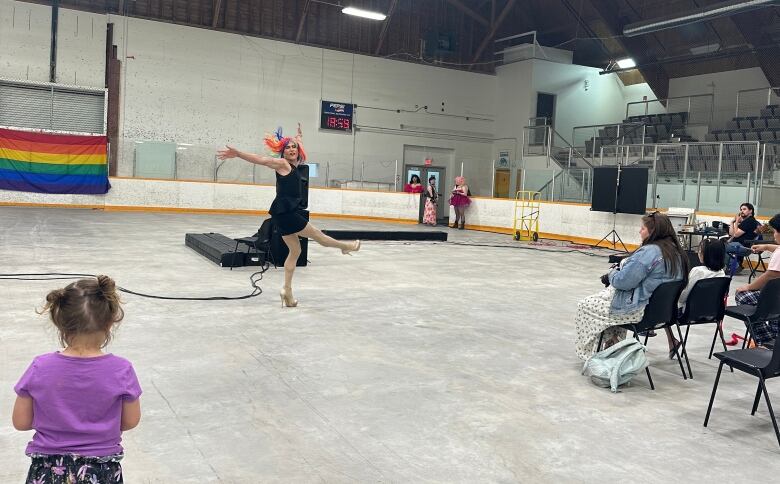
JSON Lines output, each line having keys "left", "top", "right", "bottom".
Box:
{"left": 279, "top": 287, "right": 298, "bottom": 308}
{"left": 342, "top": 240, "right": 361, "bottom": 255}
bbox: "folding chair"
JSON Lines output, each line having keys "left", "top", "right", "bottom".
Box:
{"left": 725, "top": 278, "right": 780, "bottom": 349}
{"left": 598, "top": 280, "right": 687, "bottom": 389}
{"left": 744, "top": 237, "right": 772, "bottom": 282}
{"left": 704, "top": 335, "right": 780, "bottom": 449}
{"left": 232, "top": 218, "right": 277, "bottom": 270}
{"left": 674, "top": 277, "right": 732, "bottom": 378}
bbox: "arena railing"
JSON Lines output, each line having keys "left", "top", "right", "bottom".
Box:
{"left": 625, "top": 93, "right": 714, "bottom": 127}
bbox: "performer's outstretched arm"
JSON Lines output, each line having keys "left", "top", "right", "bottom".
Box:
{"left": 217, "top": 145, "right": 287, "bottom": 171}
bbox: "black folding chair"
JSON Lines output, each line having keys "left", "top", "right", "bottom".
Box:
{"left": 232, "top": 218, "right": 277, "bottom": 270}
{"left": 747, "top": 249, "right": 770, "bottom": 283}
{"left": 704, "top": 338, "right": 780, "bottom": 449}
{"left": 597, "top": 280, "right": 687, "bottom": 389}
{"left": 724, "top": 278, "right": 780, "bottom": 349}
{"left": 674, "top": 277, "right": 732, "bottom": 378}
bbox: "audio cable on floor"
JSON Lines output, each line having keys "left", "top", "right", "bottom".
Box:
{"left": 0, "top": 266, "right": 268, "bottom": 301}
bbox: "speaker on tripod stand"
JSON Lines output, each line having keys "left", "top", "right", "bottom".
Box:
{"left": 591, "top": 164, "right": 649, "bottom": 252}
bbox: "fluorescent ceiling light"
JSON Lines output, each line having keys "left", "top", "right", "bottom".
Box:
{"left": 616, "top": 58, "right": 636, "bottom": 69}
{"left": 342, "top": 6, "right": 386, "bottom": 21}
{"left": 689, "top": 43, "right": 720, "bottom": 55}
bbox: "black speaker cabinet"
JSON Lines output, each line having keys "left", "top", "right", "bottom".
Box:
{"left": 591, "top": 166, "right": 648, "bottom": 215}
{"left": 297, "top": 164, "right": 309, "bottom": 210}
{"left": 269, "top": 211, "right": 308, "bottom": 267}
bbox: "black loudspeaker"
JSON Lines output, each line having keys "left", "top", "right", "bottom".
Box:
{"left": 591, "top": 167, "right": 619, "bottom": 213}
{"left": 269, "top": 211, "right": 308, "bottom": 267}
{"left": 591, "top": 166, "right": 648, "bottom": 215}
{"left": 297, "top": 164, "right": 309, "bottom": 210}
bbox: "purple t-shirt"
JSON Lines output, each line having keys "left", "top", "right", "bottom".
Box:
{"left": 14, "top": 352, "right": 142, "bottom": 457}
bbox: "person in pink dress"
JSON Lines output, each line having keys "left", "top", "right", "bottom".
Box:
{"left": 422, "top": 176, "right": 438, "bottom": 225}
{"left": 403, "top": 174, "right": 423, "bottom": 193}
{"left": 449, "top": 176, "right": 471, "bottom": 229}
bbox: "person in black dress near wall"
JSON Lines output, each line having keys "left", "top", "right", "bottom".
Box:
{"left": 218, "top": 124, "right": 360, "bottom": 307}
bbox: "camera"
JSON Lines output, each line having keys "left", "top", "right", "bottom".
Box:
{"left": 600, "top": 273, "right": 610, "bottom": 287}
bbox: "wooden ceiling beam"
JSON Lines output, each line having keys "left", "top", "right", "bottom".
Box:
{"left": 446, "top": 0, "right": 489, "bottom": 28}
{"left": 374, "top": 0, "right": 400, "bottom": 55}
{"left": 729, "top": 8, "right": 780, "bottom": 88}
{"left": 470, "top": 0, "right": 517, "bottom": 68}
{"left": 295, "top": 0, "right": 311, "bottom": 42}
{"left": 211, "top": 0, "right": 222, "bottom": 28}
{"left": 588, "top": 0, "right": 670, "bottom": 99}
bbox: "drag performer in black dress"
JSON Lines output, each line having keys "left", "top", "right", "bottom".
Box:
{"left": 218, "top": 124, "right": 360, "bottom": 307}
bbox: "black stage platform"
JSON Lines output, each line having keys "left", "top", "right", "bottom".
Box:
{"left": 322, "top": 230, "right": 447, "bottom": 241}
{"left": 185, "top": 233, "right": 251, "bottom": 268}
{"left": 186, "top": 228, "right": 446, "bottom": 268}
{"left": 185, "top": 232, "right": 308, "bottom": 268}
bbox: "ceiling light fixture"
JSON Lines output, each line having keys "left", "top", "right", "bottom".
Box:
{"left": 616, "top": 58, "right": 636, "bottom": 69}
{"left": 342, "top": 6, "right": 386, "bottom": 21}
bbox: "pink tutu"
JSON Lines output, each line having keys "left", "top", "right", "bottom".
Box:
{"left": 450, "top": 193, "right": 471, "bottom": 207}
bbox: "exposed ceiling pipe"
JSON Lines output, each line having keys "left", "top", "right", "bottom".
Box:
{"left": 599, "top": 42, "right": 777, "bottom": 74}
{"left": 623, "top": 0, "right": 780, "bottom": 37}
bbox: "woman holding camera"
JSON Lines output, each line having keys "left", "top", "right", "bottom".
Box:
{"left": 574, "top": 212, "right": 688, "bottom": 360}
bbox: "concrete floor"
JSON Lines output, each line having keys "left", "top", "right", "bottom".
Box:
{"left": 0, "top": 206, "right": 778, "bottom": 483}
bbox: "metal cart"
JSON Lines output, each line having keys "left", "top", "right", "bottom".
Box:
{"left": 513, "top": 191, "right": 541, "bottom": 241}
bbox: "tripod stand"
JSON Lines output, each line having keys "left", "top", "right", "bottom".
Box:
{"left": 595, "top": 162, "right": 629, "bottom": 252}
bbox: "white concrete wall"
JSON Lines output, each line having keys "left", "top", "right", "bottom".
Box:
{"left": 4, "top": 177, "right": 771, "bottom": 247}
{"left": 668, "top": 67, "right": 770, "bottom": 129}
{"left": 0, "top": 177, "right": 640, "bottom": 244}
{"left": 109, "top": 17, "right": 497, "bottom": 194}
{"left": 0, "top": 0, "right": 106, "bottom": 86}
{"left": 451, "top": 196, "right": 646, "bottom": 246}
{"left": 0, "top": 1, "right": 675, "bottom": 202}
{"left": 494, "top": 60, "right": 534, "bottom": 194}
{"left": 0, "top": 1, "right": 51, "bottom": 82}
{"left": 530, "top": 60, "right": 656, "bottom": 146}
{"left": 0, "top": 1, "right": 498, "bottom": 195}
{"left": 0, "top": 178, "right": 423, "bottom": 222}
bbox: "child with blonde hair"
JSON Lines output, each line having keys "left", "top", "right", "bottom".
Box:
{"left": 12, "top": 275, "right": 141, "bottom": 484}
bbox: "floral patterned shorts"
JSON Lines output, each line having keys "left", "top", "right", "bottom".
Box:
{"left": 26, "top": 453, "right": 123, "bottom": 484}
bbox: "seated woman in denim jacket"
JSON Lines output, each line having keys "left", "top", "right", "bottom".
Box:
{"left": 574, "top": 212, "right": 688, "bottom": 360}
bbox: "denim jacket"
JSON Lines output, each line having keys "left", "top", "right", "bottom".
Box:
{"left": 607, "top": 244, "right": 683, "bottom": 315}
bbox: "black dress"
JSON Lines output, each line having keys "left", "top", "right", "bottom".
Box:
{"left": 269, "top": 163, "right": 308, "bottom": 235}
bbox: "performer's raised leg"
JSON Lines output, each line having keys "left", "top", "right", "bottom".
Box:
{"left": 280, "top": 234, "right": 301, "bottom": 307}
{"left": 297, "top": 223, "right": 360, "bottom": 254}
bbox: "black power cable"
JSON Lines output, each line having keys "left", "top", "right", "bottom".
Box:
{"left": 444, "top": 240, "right": 625, "bottom": 258}
{"left": 0, "top": 266, "right": 268, "bottom": 301}
{"left": 371, "top": 240, "right": 625, "bottom": 258}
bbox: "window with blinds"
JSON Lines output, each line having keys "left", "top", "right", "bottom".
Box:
{"left": 0, "top": 79, "right": 106, "bottom": 135}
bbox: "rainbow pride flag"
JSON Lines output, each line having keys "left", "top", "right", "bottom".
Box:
{"left": 0, "top": 127, "right": 110, "bottom": 194}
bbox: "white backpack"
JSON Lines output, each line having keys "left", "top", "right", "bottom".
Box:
{"left": 582, "top": 339, "right": 648, "bottom": 392}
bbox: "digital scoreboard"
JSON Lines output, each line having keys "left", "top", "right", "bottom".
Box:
{"left": 320, "top": 101, "right": 354, "bottom": 132}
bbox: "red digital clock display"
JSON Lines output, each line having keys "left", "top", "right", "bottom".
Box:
{"left": 325, "top": 116, "right": 350, "bottom": 130}
{"left": 320, "top": 101, "right": 354, "bottom": 133}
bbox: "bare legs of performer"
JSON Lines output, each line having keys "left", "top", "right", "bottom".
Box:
{"left": 279, "top": 223, "right": 360, "bottom": 307}
{"left": 452, "top": 206, "right": 466, "bottom": 229}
